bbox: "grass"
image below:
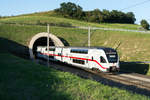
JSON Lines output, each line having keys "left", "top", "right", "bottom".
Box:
{"left": 0, "top": 14, "right": 140, "bottom": 30}
{"left": 1, "top": 23, "right": 150, "bottom": 61}
{"left": 0, "top": 24, "right": 88, "bottom": 46}
{"left": 0, "top": 52, "right": 150, "bottom": 100}
{"left": 1, "top": 11, "right": 150, "bottom": 99}
{"left": 0, "top": 24, "right": 46, "bottom": 45}
{"left": 90, "top": 30, "right": 150, "bottom": 61}
{"left": 1, "top": 22, "right": 150, "bottom": 75}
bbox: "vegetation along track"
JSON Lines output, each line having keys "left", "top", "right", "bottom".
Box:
{"left": 36, "top": 59, "right": 150, "bottom": 93}
{"left": 87, "top": 70, "right": 150, "bottom": 90}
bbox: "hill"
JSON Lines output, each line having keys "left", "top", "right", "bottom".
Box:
{"left": 0, "top": 12, "right": 150, "bottom": 61}
{"left": 0, "top": 10, "right": 150, "bottom": 99}
{"left": 0, "top": 11, "right": 140, "bottom": 30}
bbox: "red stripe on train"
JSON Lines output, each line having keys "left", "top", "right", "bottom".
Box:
{"left": 42, "top": 53, "right": 107, "bottom": 69}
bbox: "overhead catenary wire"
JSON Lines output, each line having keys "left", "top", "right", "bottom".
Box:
{"left": 146, "top": 18, "right": 150, "bottom": 21}
{"left": 75, "top": 0, "right": 79, "bottom": 5}
{"left": 135, "top": 18, "right": 150, "bottom": 24}
{"left": 120, "top": 0, "right": 150, "bottom": 11}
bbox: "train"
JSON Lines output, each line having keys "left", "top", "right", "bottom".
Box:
{"left": 36, "top": 46, "right": 120, "bottom": 72}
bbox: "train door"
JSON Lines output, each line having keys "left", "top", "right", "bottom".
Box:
{"left": 43, "top": 48, "right": 48, "bottom": 59}
{"left": 87, "top": 50, "right": 96, "bottom": 69}
{"left": 89, "top": 56, "right": 96, "bottom": 69}
{"left": 62, "top": 48, "right": 70, "bottom": 63}
{"left": 55, "top": 48, "right": 62, "bottom": 61}
{"left": 88, "top": 50, "right": 99, "bottom": 69}
{"left": 82, "top": 55, "right": 89, "bottom": 69}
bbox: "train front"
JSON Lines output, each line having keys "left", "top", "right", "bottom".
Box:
{"left": 103, "top": 48, "right": 120, "bottom": 72}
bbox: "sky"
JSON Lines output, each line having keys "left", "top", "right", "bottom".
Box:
{"left": 1, "top": 0, "right": 150, "bottom": 24}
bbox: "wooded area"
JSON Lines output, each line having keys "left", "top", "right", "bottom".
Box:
{"left": 55, "top": 2, "right": 136, "bottom": 24}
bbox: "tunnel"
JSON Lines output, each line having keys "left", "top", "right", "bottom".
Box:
{"left": 32, "top": 37, "right": 55, "bottom": 57}
{"left": 28, "top": 32, "right": 64, "bottom": 60}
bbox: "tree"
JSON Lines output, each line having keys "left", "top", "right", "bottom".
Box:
{"left": 73, "top": 5, "right": 83, "bottom": 19}
{"left": 140, "top": 19, "right": 149, "bottom": 30}
{"left": 55, "top": 2, "right": 83, "bottom": 18}
{"left": 102, "top": 9, "right": 110, "bottom": 23}
{"left": 55, "top": 2, "right": 136, "bottom": 24}
{"left": 126, "top": 12, "right": 136, "bottom": 24}
{"left": 92, "top": 9, "right": 103, "bottom": 23}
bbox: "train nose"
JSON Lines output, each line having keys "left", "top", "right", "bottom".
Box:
{"left": 108, "top": 66, "right": 120, "bottom": 72}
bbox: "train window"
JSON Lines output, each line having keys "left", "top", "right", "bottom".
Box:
{"left": 86, "top": 59, "right": 88, "bottom": 63}
{"left": 100, "top": 56, "right": 106, "bottom": 63}
{"left": 70, "top": 49, "right": 88, "bottom": 54}
{"left": 91, "top": 57, "right": 94, "bottom": 61}
{"left": 49, "top": 48, "right": 55, "bottom": 51}
{"left": 106, "top": 54, "right": 118, "bottom": 63}
{"left": 73, "top": 59, "right": 85, "bottom": 65}
{"left": 58, "top": 53, "right": 62, "bottom": 56}
{"left": 45, "top": 48, "right": 55, "bottom": 51}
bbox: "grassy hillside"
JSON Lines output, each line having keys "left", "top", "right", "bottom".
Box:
{"left": 91, "top": 30, "right": 150, "bottom": 61}
{"left": 0, "top": 52, "right": 150, "bottom": 100}
{"left": 1, "top": 10, "right": 150, "bottom": 99}
{"left": 0, "top": 12, "right": 140, "bottom": 30}
{"left": 1, "top": 23, "right": 150, "bottom": 75}
{"left": 1, "top": 22, "right": 150, "bottom": 62}
{"left": 0, "top": 11, "right": 150, "bottom": 69}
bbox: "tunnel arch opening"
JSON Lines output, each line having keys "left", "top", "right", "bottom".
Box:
{"left": 28, "top": 32, "right": 64, "bottom": 60}
{"left": 32, "top": 37, "right": 55, "bottom": 58}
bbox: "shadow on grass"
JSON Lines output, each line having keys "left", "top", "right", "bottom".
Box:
{"left": 120, "top": 61, "right": 150, "bottom": 75}
{"left": 0, "top": 37, "right": 71, "bottom": 100}
{"left": 0, "top": 37, "right": 29, "bottom": 59}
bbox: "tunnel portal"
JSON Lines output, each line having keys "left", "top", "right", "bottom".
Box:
{"left": 28, "top": 32, "right": 64, "bottom": 60}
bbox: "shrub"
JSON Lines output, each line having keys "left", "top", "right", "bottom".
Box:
{"left": 140, "top": 19, "right": 149, "bottom": 30}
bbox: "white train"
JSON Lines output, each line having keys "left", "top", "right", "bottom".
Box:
{"left": 36, "top": 46, "right": 120, "bottom": 72}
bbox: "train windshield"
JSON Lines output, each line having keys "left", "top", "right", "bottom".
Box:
{"left": 106, "top": 53, "right": 118, "bottom": 63}
{"left": 104, "top": 49, "right": 118, "bottom": 63}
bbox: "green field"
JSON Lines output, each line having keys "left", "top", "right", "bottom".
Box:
{"left": 0, "top": 52, "right": 150, "bottom": 100}
{"left": 1, "top": 11, "right": 150, "bottom": 99}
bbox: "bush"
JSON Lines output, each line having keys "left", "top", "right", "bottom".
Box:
{"left": 140, "top": 19, "right": 149, "bottom": 30}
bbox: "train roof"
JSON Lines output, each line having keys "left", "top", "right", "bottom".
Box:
{"left": 66, "top": 46, "right": 117, "bottom": 54}
{"left": 37, "top": 46, "right": 115, "bottom": 50}
{"left": 49, "top": 46, "right": 116, "bottom": 51}
{"left": 69, "top": 46, "right": 116, "bottom": 52}
{"left": 37, "top": 46, "right": 117, "bottom": 54}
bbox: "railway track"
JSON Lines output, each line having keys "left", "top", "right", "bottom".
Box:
{"left": 36, "top": 59, "right": 150, "bottom": 92}
{"left": 86, "top": 69, "right": 150, "bottom": 90}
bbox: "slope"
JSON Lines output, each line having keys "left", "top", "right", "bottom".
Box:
{"left": 0, "top": 11, "right": 150, "bottom": 73}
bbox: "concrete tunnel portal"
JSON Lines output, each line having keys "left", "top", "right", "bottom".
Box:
{"left": 28, "top": 32, "right": 64, "bottom": 60}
